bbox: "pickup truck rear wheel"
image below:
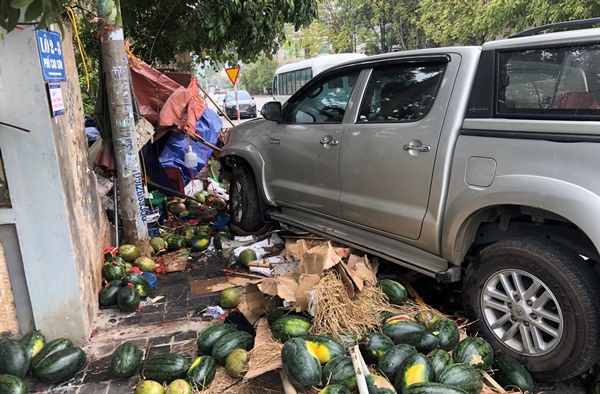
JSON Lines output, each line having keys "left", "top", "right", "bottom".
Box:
{"left": 229, "top": 165, "right": 263, "bottom": 232}
{"left": 462, "top": 238, "right": 600, "bottom": 381}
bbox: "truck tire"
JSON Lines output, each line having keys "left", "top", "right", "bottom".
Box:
{"left": 229, "top": 164, "right": 263, "bottom": 232}
{"left": 462, "top": 238, "right": 600, "bottom": 381}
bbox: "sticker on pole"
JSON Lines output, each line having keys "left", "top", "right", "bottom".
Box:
{"left": 225, "top": 67, "right": 240, "bottom": 85}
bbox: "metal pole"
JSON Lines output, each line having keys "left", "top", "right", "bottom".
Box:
{"left": 235, "top": 81, "right": 240, "bottom": 123}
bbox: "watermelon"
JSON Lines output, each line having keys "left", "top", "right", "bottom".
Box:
{"left": 143, "top": 353, "right": 190, "bottom": 383}
{"left": 436, "top": 363, "right": 483, "bottom": 394}
{"left": 99, "top": 280, "right": 124, "bottom": 306}
{"left": 382, "top": 320, "right": 426, "bottom": 342}
{"left": 103, "top": 260, "right": 126, "bottom": 281}
{"left": 271, "top": 315, "right": 312, "bottom": 341}
{"left": 366, "top": 374, "right": 397, "bottom": 393}
{"left": 225, "top": 349, "right": 249, "bottom": 378}
{"left": 110, "top": 342, "right": 142, "bottom": 378}
{"left": 0, "top": 374, "right": 27, "bottom": 394}
{"left": 430, "top": 319, "right": 459, "bottom": 351}
{"left": 414, "top": 310, "right": 442, "bottom": 330}
{"left": 186, "top": 355, "right": 217, "bottom": 390}
{"left": 492, "top": 355, "right": 534, "bottom": 392}
{"left": 281, "top": 338, "right": 322, "bottom": 391}
{"left": 220, "top": 287, "right": 242, "bottom": 308}
{"left": 0, "top": 339, "right": 29, "bottom": 378}
{"left": 117, "top": 285, "right": 141, "bottom": 312}
{"left": 188, "top": 234, "right": 211, "bottom": 252}
{"left": 376, "top": 279, "right": 407, "bottom": 305}
{"left": 304, "top": 335, "right": 346, "bottom": 365}
{"left": 197, "top": 323, "right": 238, "bottom": 355}
{"left": 167, "top": 235, "right": 186, "bottom": 250}
{"left": 32, "top": 347, "right": 87, "bottom": 383}
{"left": 19, "top": 330, "right": 45, "bottom": 360}
{"left": 377, "top": 344, "right": 418, "bottom": 382}
{"left": 393, "top": 331, "right": 439, "bottom": 354}
{"left": 135, "top": 380, "right": 165, "bottom": 394}
{"left": 122, "top": 272, "right": 152, "bottom": 298}
{"left": 359, "top": 333, "right": 394, "bottom": 364}
{"left": 453, "top": 337, "right": 494, "bottom": 370}
{"left": 322, "top": 356, "right": 357, "bottom": 391}
{"left": 428, "top": 349, "right": 453, "bottom": 380}
{"left": 211, "top": 331, "right": 254, "bottom": 365}
{"left": 166, "top": 379, "right": 192, "bottom": 394}
{"left": 404, "top": 382, "right": 468, "bottom": 394}
{"left": 30, "top": 338, "right": 72, "bottom": 371}
{"left": 318, "top": 384, "right": 352, "bottom": 394}
{"left": 393, "top": 353, "right": 434, "bottom": 393}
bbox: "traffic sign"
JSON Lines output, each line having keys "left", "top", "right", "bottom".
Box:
{"left": 225, "top": 67, "right": 240, "bottom": 85}
{"left": 36, "top": 30, "right": 66, "bottom": 81}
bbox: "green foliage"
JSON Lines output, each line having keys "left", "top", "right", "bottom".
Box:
{"left": 0, "top": 0, "right": 65, "bottom": 33}
{"left": 239, "top": 57, "right": 279, "bottom": 95}
{"left": 120, "top": 0, "right": 319, "bottom": 66}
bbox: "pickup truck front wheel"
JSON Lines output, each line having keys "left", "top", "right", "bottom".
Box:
{"left": 462, "top": 238, "right": 600, "bottom": 381}
{"left": 229, "top": 165, "right": 263, "bottom": 233}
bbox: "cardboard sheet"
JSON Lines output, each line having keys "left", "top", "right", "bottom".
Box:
{"left": 294, "top": 274, "right": 321, "bottom": 311}
{"left": 244, "top": 318, "right": 282, "bottom": 379}
{"left": 189, "top": 276, "right": 250, "bottom": 296}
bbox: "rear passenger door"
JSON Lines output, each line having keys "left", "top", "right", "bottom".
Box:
{"left": 339, "top": 56, "right": 458, "bottom": 239}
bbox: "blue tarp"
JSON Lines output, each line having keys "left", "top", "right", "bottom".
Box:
{"left": 158, "top": 108, "right": 222, "bottom": 185}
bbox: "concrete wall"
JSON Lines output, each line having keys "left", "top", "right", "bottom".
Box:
{"left": 0, "top": 25, "right": 111, "bottom": 344}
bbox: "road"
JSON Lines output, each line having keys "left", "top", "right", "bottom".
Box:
{"left": 206, "top": 94, "right": 273, "bottom": 127}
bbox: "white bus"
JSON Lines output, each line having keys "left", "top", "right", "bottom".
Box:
{"left": 272, "top": 53, "right": 367, "bottom": 103}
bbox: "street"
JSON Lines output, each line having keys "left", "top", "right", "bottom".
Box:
{"left": 206, "top": 94, "right": 273, "bottom": 127}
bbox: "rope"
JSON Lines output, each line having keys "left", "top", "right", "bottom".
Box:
{"left": 65, "top": 6, "right": 90, "bottom": 92}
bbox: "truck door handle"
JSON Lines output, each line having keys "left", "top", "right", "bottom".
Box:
{"left": 320, "top": 136, "right": 339, "bottom": 145}
{"left": 403, "top": 143, "right": 430, "bottom": 152}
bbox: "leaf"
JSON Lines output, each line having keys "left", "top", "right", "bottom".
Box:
{"left": 6, "top": 5, "right": 19, "bottom": 32}
{"left": 23, "top": 0, "right": 41, "bottom": 20}
{"left": 9, "top": 0, "right": 34, "bottom": 9}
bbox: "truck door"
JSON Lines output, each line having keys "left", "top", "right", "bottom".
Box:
{"left": 339, "top": 56, "right": 459, "bottom": 239}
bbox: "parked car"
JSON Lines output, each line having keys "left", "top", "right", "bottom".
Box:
{"left": 215, "top": 93, "right": 227, "bottom": 116}
{"left": 223, "top": 90, "right": 257, "bottom": 119}
{"left": 221, "top": 19, "right": 600, "bottom": 382}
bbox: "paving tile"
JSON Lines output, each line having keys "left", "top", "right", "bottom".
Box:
{"left": 165, "top": 297, "right": 188, "bottom": 310}
{"left": 164, "top": 308, "right": 189, "bottom": 321}
{"left": 139, "top": 313, "right": 164, "bottom": 325}
{"left": 139, "top": 303, "right": 165, "bottom": 314}
{"left": 76, "top": 382, "right": 109, "bottom": 394}
{"left": 173, "top": 330, "right": 197, "bottom": 342}
{"left": 106, "top": 376, "right": 138, "bottom": 393}
{"left": 117, "top": 314, "right": 143, "bottom": 327}
{"left": 148, "top": 334, "right": 174, "bottom": 346}
{"left": 146, "top": 344, "right": 171, "bottom": 356}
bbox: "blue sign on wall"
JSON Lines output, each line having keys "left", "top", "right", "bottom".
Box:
{"left": 36, "top": 30, "right": 66, "bottom": 81}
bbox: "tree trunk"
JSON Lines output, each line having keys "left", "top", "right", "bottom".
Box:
{"left": 97, "top": 0, "right": 152, "bottom": 256}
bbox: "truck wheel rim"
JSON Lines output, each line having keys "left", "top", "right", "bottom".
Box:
{"left": 481, "top": 269, "right": 563, "bottom": 356}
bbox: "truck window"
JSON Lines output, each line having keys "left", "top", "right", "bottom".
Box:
{"left": 358, "top": 63, "right": 446, "bottom": 123}
{"left": 497, "top": 44, "right": 600, "bottom": 117}
{"left": 286, "top": 71, "right": 360, "bottom": 124}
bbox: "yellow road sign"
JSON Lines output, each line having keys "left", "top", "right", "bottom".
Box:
{"left": 225, "top": 67, "right": 240, "bottom": 85}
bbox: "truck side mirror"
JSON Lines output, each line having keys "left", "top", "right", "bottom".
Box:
{"left": 261, "top": 101, "right": 282, "bottom": 122}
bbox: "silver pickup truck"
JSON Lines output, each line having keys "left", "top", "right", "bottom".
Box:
{"left": 221, "top": 20, "right": 600, "bottom": 381}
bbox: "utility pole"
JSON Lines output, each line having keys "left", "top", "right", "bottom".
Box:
{"left": 96, "top": 0, "right": 152, "bottom": 256}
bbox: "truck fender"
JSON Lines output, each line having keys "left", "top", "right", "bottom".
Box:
{"left": 442, "top": 175, "right": 600, "bottom": 264}
{"left": 220, "top": 141, "right": 275, "bottom": 205}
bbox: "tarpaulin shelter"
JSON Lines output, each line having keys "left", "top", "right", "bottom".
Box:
{"left": 94, "top": 49, "right": 222, "bottom": 193}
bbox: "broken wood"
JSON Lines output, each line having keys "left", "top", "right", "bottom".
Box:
{"left": 349, "top": 345, "right": 369, "bottom": 394}
{"left": 280, "top": 369, "right": 298, "bottom": 394}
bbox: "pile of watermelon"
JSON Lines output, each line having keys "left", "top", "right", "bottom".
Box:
{"left": 0, "top": 330, "right": 87, "bottom": 393}
{"left": 106, "top": 323, "right": 254, "bottom": 393}
{"left": 267, "top": 278, "right": 536, "bottom": 394}
{"left": 98, "top": 246, "right": 154, "bottom": 313}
